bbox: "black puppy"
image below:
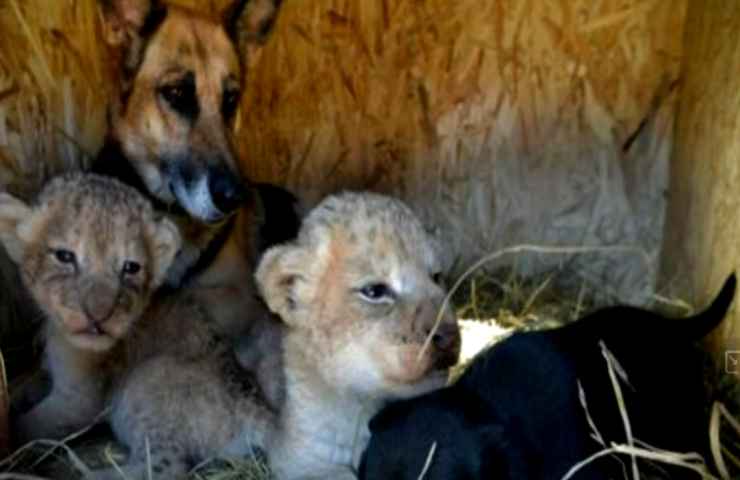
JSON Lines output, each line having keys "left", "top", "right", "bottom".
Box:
{"left": 359, "top": 274, "right": 736, "bottom": 480}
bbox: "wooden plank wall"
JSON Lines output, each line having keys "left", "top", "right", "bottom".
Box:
{"left": 660, "top": 0, "right": 740, "bottom": 354}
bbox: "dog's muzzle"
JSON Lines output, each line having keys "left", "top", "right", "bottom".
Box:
{"left": 169, "top": 163, "right": 245, "bottom": 224}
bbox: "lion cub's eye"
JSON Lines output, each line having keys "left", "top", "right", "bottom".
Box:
{"left": 358, "top": 283, "right": 394, "bottom": 303}
{"left": 52, "top": 249, "right": 76, "bottom": 265}
{"left": 122, "top": 261, "right": 142, "bottom": 276}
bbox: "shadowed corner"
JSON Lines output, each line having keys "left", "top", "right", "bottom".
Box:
{"left": 0, "top": 245, "right": 43, "bottom": 380}
{"left": 0, "top": 345, "right": 8, "bottom": 458}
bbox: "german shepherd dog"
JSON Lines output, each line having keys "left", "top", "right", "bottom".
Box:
{"left": 91, "top": 0, "right": 298, "bottom": 333}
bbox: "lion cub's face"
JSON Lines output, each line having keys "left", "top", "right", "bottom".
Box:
{"left": 0, "top": 174, "right": 181, "bottom": 352}
{"left": 257, "top": 193, "right": 461, "bottom": 399}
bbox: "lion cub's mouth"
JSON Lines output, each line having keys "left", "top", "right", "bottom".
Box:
{"left": 68, "top": 325, "right": 119, "bottom": 352}
{"left": 73, "top": 323, "right": 109, "bottom": 338}
{"left": 86, "top": 324, "right": 103, "bottom": 335}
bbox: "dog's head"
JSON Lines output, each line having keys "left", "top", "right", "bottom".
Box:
{"left": 100, "top": 0, "right": 282, "bottom": 223}
{"left": 256, "top": 192, "right": 461, "bottom": 400}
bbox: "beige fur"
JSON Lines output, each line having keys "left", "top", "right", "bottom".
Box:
{"left": 257, "top": 192, "right": 461, "bottom": 479}
{"left": 85, "top": 192, "right": 459, "bottom": 480}
{"left": 0, "top": 173, "right": 181, "bottom": 444}
{"left": 87, "top": 298, "right": 277, "bottom": 480}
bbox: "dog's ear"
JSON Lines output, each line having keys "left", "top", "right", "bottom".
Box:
{"left": 147, "top": 216, "right": 182, "bottom": 288}
{"left": 0, "top": 193, "right": 34, "bottom": 263}
{"left": 100, "top": 0, "right": 167, "bottom": 68}
{"left": 255, "top": 243, "right": 308, "bottom": 322}
{"left": 222, "top": 0, "right": 283, "bottom": 59}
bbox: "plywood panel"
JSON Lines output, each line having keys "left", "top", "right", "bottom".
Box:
{"left": 660, "top": 0, "right": 740, "bottom": 352}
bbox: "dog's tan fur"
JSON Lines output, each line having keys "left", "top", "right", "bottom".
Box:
{"left": 94, "top": 192, "right": 460, "bottom": 480}
{"left": 95, "top": 0, "right": 294, "bottom": 334}
{"left": 0, "top": 173, "right": 181, "bottom": 443}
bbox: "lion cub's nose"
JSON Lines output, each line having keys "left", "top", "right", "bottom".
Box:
{"left": 427, "top": 320, "right": 461, "bottom": 370}
{"left": 432, "top": 323, "right": 461, "bottom": 353}
{"left": 82, "top": 283, "right": 118, "bottom": 325}
{"left": 208, "top": 166, "right": 245, "bottom": 214}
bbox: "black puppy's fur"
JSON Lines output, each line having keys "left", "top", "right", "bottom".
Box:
{"left": 360, "top": 274, "right": 736, "bottom": 480}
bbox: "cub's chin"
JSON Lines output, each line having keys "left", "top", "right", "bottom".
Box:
{"left": 66, "top": 331, "right": 118, "bottom": 352}
{"left": 385, "top": 369, "right": 450, "bottom": 401}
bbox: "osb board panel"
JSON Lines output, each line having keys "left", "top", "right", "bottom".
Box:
{"left": 660, "top": 0, "right": 740, "bottom": 351}
{"left": 0, "top": 0, "right": 686, "bottom": 302}
{"left": 242, "top": 0, "right": 685, "bottom": 302}
{"left": 242, "top": 0, "right": 682, "bottom": 185}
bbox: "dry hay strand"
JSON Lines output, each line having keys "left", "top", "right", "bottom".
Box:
{"left": 561, "top": 342, "right": 713, "bottom": 480}
{"left": 709, "top": 402, "right": 740, "bottom": 479}
{"left": 0, "top": 425, "right": 269, "bottom": 480}
{"left": 189, "top": 457, "right": 270, "bottom": 480}
{"left": 0, "top": 380, "right": 269, "bottom": 478}
{"left": 454, "top": 267, "right": 594, "bottom": 331}
{"left": 421, "top": 243, "right": 653, "bottom": 363}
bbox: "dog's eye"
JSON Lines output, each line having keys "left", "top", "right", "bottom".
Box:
{"left": 221, "top": 88, "right": 241, "bottom": 119}
{"left": 359, "top": 283, "right": 394, "bottom": 303}
{"left": 52, "top": 249, "right": 76, "bottom": 265}
{"left": 158, "top": 74, "right": 198, "bottom": 119}
{"left": 432, "top": 272, "right": 443, "bottom": 285}
{"left": 162, "top": 85, "right": 182, "bottom": 100}
{"left": 122, "top": 261, "right": 142, "bottom": 276}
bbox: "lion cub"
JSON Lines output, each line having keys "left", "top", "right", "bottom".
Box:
{"left": 92, "top": 192, "right": 460, "bottom": 480}
{"left": 256, "top": 192, "right": 461, "bottom": 479}
{"left": 0, "top": 173, "right": 181, "bottom": 443}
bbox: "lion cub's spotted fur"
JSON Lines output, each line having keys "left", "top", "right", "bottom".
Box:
{"left": 98, "top": 192, "right": 461, "bottom": 480}
{"left": 0, "top": 173, "right": 181, "bottom": 443}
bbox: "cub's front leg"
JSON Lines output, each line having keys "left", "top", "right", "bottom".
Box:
{"left": 14, "top": 383, "right": 104, "bottom": 445}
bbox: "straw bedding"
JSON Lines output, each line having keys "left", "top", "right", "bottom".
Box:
{"left": 0, "top": 269, "right": 737, "bottom": 479}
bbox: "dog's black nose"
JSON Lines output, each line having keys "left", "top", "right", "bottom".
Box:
{"left": 208, "top": 168, "right": 245, "bottom": 214}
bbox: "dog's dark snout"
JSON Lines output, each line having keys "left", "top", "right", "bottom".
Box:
{"left": 208, "top": 167, "right": 245, "bottom": 214}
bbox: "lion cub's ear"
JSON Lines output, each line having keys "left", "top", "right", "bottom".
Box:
{"left": 147, "top": 217, "right": 182, "bottom": 288}
{"left": 0, "top": 193, "right": 34, "bottom": 263}
{"left": 255, "top": 244, "right": 308, "bottom": 322}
